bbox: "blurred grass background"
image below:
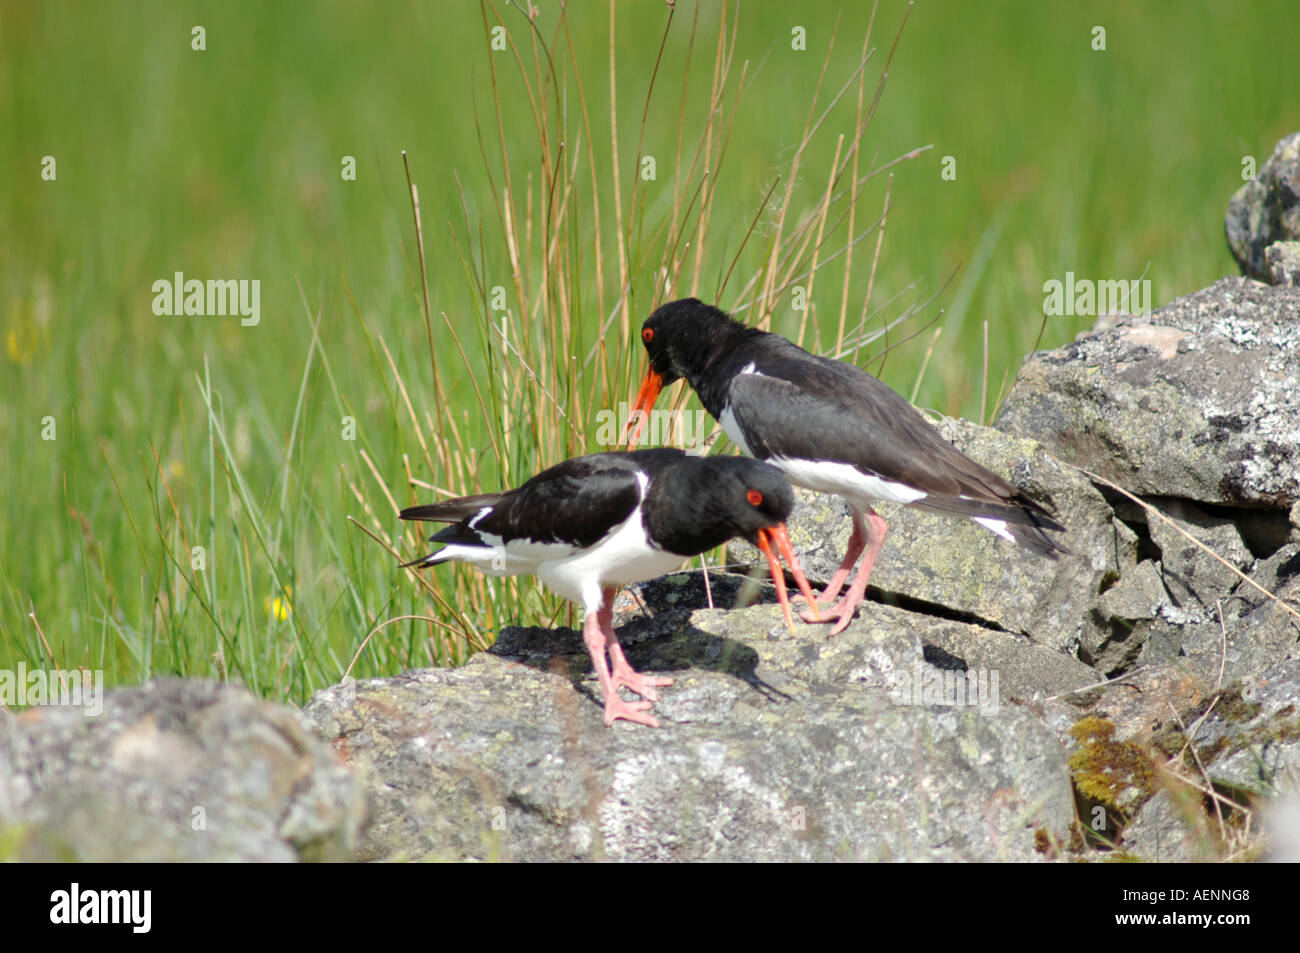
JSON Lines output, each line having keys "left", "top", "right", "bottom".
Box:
{"left": 2, "top": 0, "right": 1297, "bottom": 706}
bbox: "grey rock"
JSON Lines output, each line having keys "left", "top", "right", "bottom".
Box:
{"left": 1198, "top": 658, "right": 1300, "bottom": 799}
{"left": 614, "top": 565, "right": 792, "bottom": 621}
{"left": 0, "top": 711, "right": 32, "bottom": 822}
{"left": 997, "top": 277, "right": 1300, "bottom": 509}
{"left": 734, "top": 417, "right": 1120, "bottom": 656}
{"left": 920, "top": 621, "right": 1099, "bottom": 702}
{"left": 622, "top": 572, "right": 1098, "bottom": 701}
{"left": 1041, "top": 662, "right": 1211, "bottom": 747}
{"left": 1044, "top": 635, "right": 1298, "bottom": 799}
{"left": 1093, "top": 501, "right": 1285, "bottom": 680}
{"left": 303, "top": 599, "right": 1077, "bottom": 862}
{"left": 1179, "top": 543, "right": 1300, "bottom": 685}
{"left": 1210, "top": 737, "right": 1300, "bottom": 801}
{"left": 1144, "top": 498, "right": 1252, "bottom": 607}
{"left": 1080, "top": 657, "right": 1300, "bottom": 847}
{"left": 0, "top": 679, "right": 364, "bottom": 862}
{"left": 1266, "top": 241, "right": 1300, "bottom": 286}
{"left": 1095, "top": 559, "right": 1165, "bottom": 623}
{"left": 1227, "top": 133, "right": 1300, "bottom": 282}
{"left": 1038, "top": 653, "right": 1298, "bottom": 860}
{"left": 1225, "top": 132, "right": 1300, "bottom": 282}
{"left": 1087, "top": 559, "right": 1167, "bottom": 672}
{"left": 1123, "top": 789, "right": 1216, "bottom": 861}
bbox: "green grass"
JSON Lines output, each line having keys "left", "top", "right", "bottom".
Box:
{"left": 2, "top": 0, "right": 1297, "bottom": 707}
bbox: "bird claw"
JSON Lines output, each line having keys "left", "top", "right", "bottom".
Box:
{"left": 603, "top": 695, "right": 660, "bottom": 728}
{"left": 800, "top": 598, "right": 857, "bottom": 635}
{"left": 798, "top": 606, "right": 827, "bottom": 625}
{"left": 827, "top": 609, "right": 855, "bottom": 637}
{"left": 608, "top": 645, "right": 673, "bottom": 700}
{"left": 611, "top": 669, "right": 674, "bottom": 701}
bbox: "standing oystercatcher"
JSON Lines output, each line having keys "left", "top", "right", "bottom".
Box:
{"left": 627, "top": 298, "right": 1068, "bottom": 636}
{"left": 400, "top": 448, "right": 818, "bottom": 727}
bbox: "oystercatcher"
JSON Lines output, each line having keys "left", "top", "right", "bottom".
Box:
{"left": 627, "top": 298, "right": 1068, "bottom": 636}
{"left": 400, "top": 448, "right": 818, "bottom": 727}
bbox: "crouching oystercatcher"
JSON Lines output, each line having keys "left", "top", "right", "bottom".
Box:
{"left": 400, "top": 448, "right": 818, "bottom": 727}
{"left": 627, "top": 298, "right": 1068, "bottom": 636}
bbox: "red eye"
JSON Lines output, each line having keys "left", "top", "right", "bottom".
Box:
{"left": 642, "top": 327, "right": 654, "bottom": 343}
{"left": 747, "top": 489, "right": 763, "bottom": 506}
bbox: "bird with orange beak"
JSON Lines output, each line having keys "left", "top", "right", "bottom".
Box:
{"left": 401, "top": 448, "right": 818, "bottom": 726}
{"left": 628, "top": 299, "right": 1068, "bottom": 636}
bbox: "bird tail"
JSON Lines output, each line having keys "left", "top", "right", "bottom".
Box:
{"left": 398, "top": 521, "right": 492, "bottom": 569}
{"left": 996, "top": 513, "right": 1071, "bottom": 559}
{"left": 918, "top": 494, "right": 1070, "bottom": 559}
{"left": 400, "top": 551, "right": 445, "bottom": 569}
{"left": 399, "top": 492, "right": 503, "bottom": 523}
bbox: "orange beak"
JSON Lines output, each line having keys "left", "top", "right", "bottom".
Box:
{"left": 755, "top": 523, "right": 821, "bottom": 632}
{"left": 625, "top": 367, "right": 665, "bottom": 449}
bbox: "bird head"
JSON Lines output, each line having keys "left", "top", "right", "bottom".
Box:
{"left": 627, "top": 298, "right": 734, "bottom": 447}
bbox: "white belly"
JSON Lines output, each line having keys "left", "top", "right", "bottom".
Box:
{"left": 538, "top": 505, "right": 685, "bottom": 613}
{"left": 719, "top": 403, "right": 753, "bottom": 456}
{"left": 766, "top": 456, "right": 928, "bottom": 508}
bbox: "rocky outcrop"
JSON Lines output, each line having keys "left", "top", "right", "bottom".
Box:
{"left": 303, "top": 594, "right": 1080, "bottom": 862}
{"left": 1226, "top": 132, "right": 1300, "bottom": 283}
{"left": 997, "top": 277, "right": 1300, "bottom": 510}
{"left": 0, "top": 680, "right": 363, "bottom": 862}
{"left": 1265, "top": 242, "right": 1300, "bottom": 287}
{"left": 993, "top": 276, "right": 1300, "bottom": 689}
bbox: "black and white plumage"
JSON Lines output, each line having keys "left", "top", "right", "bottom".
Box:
{"left": 400, "top": 448, "right": 817, "bottom": 727}
{"left": 628, "top": 298, "right": 1068, "bottom": 635}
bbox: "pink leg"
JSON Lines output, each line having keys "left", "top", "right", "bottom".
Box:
{"left": 580, "top": 586, "right": 665, "bottom": 727}
{"left": 607, "top": 642, "right": 674, "bottom": 700}
{"left": 599, "top": 585, "right": 673, "bottom": 701}
{"left": 813, "top": 507, "right": 888, "bottom": 636}
{"left": 799, "top": 506, "right": 867, "bottom": 623}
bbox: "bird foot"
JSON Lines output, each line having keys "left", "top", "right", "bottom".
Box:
{"left": 603, "top": 693, "right": 661, "bottom": 728}
{"left": 797, "top": 591, "right": 842, "bottom": 623}
{"left": 798, "top": 605, "right": 827, "bottom": 625}
{"left": 826, "top": 607, "right": 857, "bottom": 637}
{"left": 610, "top": 659, "right": 674, "bottom": 702}
{"left": 607, "top": 642, "right": 673, "bottom": 701}
{"left": 800, "top": 597, "right": 859, "bottom": 635}
{"left": 794, "top": 583, "right": 845, "bottom": 608}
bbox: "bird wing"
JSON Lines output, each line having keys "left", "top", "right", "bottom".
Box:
{"left": 726, "top": 361, "right": 958, "bottom": 489}
{"left": 727, "top": 362, "right": 1067, "bottom": 553}
{"left": 462, "top": 456, "right": 645, "bottom": 551}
